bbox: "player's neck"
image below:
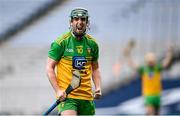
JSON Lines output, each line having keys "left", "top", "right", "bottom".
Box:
{"left": 72, "top": 32, "right": 84, "bottom": 40}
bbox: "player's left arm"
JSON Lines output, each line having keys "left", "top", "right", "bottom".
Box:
{"left": 162, "top": 45, "right": 173, "bottom": 69}
{"left": 92, "top": 61, "right": 102, "bottom": 99}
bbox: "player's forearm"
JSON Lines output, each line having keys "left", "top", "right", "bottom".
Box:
{"left": 92, "top": 69, "right": 101, "bottom": 90}
{"left": 162, "top": 50, "right": 173, "bottom": 68}
{"left": 47, "top": 68, "right": 60, "bottom": 93}
{"left": 127, "top": 56, "right": 138, "bottom": 70}
{"left": 46, "top": 58, "right": 61, "bottom": 93}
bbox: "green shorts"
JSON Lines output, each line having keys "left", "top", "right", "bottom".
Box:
{"left": 144, "top": 95, "right": 161, "bottom": 108}
{"left": 58, "top": 98, "right": 95, "bottom": 115}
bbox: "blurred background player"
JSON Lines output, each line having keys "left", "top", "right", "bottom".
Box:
{"left": 46, "top": 8, "right": 102, "bottom": 115}
{"left": 123, "top": 40, "right": 173, "bottom": 115}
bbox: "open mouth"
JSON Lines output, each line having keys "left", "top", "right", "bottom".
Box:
{"left": 77, "top": 26, "right": 83, "bottom": 31}
{"left": 76, "top": 24, "right": 84, "bottom": 31}
{"left": 77, "top": 28, "right": 84, "bottom": 33}
{"left": 77, "top": 27, "right": 83, "bottom": 30}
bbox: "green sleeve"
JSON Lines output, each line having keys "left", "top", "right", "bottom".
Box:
{"left": 157, "top": 63, "right": 163, "bottom": 71}
{"left": 137, "top": 66, "right": 143, "bottom": 75}
{"left": 92, "top": 42, "right": 99, "bottom": 61}
{"left": 48, "top": 41, "right": 64, "bottom": 61}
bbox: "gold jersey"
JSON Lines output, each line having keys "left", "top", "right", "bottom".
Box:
{"left": 48, "top": 32, "right": 99, "bottom": 100}
{"left": 138, "top": 64, "right": 163, "bottom": 96}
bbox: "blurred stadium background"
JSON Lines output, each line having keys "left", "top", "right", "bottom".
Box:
{"left": 0, "top": 0, "right": 180, "bottom": 115}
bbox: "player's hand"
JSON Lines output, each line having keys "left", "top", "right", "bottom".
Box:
{"left": 56, "top": 89, "right": 66, "bottom": 101}
{"left": 94, "top": 89, "right": 102, "bottom": 99}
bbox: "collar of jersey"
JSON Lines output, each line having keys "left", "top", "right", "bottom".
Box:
{"left": 71, "top": 31, "right": 85, "bottom": 42}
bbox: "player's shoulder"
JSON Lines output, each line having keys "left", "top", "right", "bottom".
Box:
{"left": 55, "top": 32, "right": 72, "bottom": 45}
{"left": 155, "top": 63, "right": 163, "bottom": 71}
{"left": 137, "top": 65, "right": 145, "bottom": 72}
{"left": 85, "top": 34, "right": 98, "bottom": 45}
